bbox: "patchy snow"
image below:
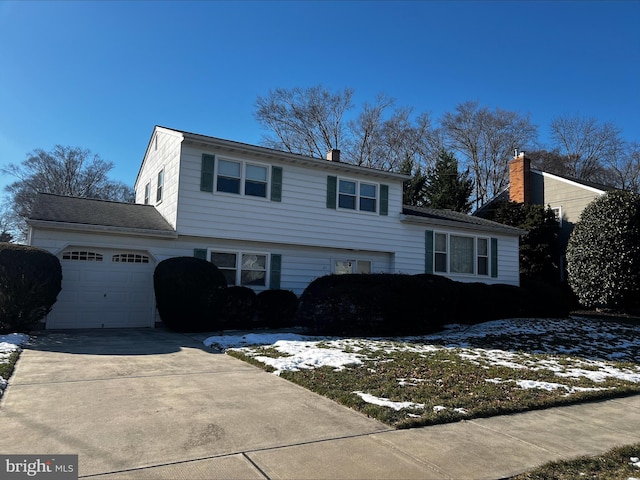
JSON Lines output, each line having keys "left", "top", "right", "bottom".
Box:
{"left": 203, "top": 316, "right": 640, "bottom": 413}
{"left": 352, "top": 391, "right": 425, "bottom": 411}
{"left": 0, "top": 333, "right": 29, "bottom": 397}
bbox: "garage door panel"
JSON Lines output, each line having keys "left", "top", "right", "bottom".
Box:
{"left": 46, "top": 248, "right": 155, "bottom": 329}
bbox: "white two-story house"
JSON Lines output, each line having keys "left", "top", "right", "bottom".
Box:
{"left": 27, "top": 126, "right": 524, "bottom": 329}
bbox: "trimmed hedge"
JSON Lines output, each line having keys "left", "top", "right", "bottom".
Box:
{"left": 255, "top": 289, "right": 299, "bottom": 328}
{"left": 296, "top": 273, "right": 570, "bottom": 336}
{"left": 0, "top": 243, "right": 62, "bottom": 333}
{"left": 153, "top": 257, "right": 227, "bottom": 332}
{"left": 220, "top": 286, "right": 257, "bottom": 329}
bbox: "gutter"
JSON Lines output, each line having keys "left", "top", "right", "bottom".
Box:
{"left": 399, "top": 214, "right": 527, "bottom": 236}
{"left": 26, "top": 219, "right": 178, "bottom": 239}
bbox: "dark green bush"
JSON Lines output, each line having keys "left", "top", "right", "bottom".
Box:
{"left": 566, "top": 191, "right": 640, "bottom": 312}
{"left": 220, "top": 286, "right": 257, "bottom": 329}
{"left": 153, "top": 257, "right": 227, "bottom": 332}
{"left": 254, "top": 289, "right": 299, "bottom": 328}
{"left": 296, "top": 273, "right": 570, "bottom": 336}
{"left": 0, "top": 243, "right": 62, "bottom": 333}
{"left": 296, "top": 274, "right": 456, "bottom": 336}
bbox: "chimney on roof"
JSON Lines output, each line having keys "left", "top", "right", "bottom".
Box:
{"left": 326, "top": 149, "right": 341, "bottom": 162}
{"left": 509, "top": 150, "right": 531, "bottom": 204}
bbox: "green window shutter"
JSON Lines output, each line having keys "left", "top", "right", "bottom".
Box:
{"left": 380, "top": 184, "right": 389, "bottom": 216}
{"left": 326, "top": 176, "right": 337, "bottom": 209}
{"left": 271, "top": 166, "right": 283, "bottom": 202}
{"left": 194, "top": 248, "right": 207, "bottom": 260}
{"left": 491, "top": 238, "right": 498, "bottom": 278}
{"left": 200, "top": 154, "right": 215, "bottom": 192}
{"left": 270, "top": 254, "right": 282, "bottom": 290}
{"left": 425, "top": 230, "right": 434, "bottom": 274}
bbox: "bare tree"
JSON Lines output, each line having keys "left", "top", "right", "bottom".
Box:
{"left": 255, "top": 86, "right": 442, "bottom": 173}
{"left": 255, "top": 85, "right": 354, "bottom": 158}
{"left": 2, "top": 145, "right": 134, "bottom": 240}
{"left": 549, "top": 114, "right": 624, "bottom": 182}
{"left": 441, "top": 101, "right": 537, "bottom": 207}
{"left": 607, "top": 141, "right": 640, "bottom": 192}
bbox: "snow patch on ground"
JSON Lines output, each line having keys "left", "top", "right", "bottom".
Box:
{"left": 0, "top": 333, "right": 29, "bottom": 397}
{"left": 352, "top": 391, "right": 425, "bottom": 411}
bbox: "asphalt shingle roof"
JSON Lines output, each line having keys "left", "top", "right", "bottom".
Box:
{"left": 28, "top": 193, "right": 175, "bottom": 234}
{"left": 402, "top": 205, "right": 526, "bottom": 235}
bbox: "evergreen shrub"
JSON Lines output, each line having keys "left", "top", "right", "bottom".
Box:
{"left": 220, "top": 286, "right": 257, "bottom": 329}
{"left": 0, "top": 243, "right": 62, "bottom": 332}
{"left": 153, "top": 257, "right": 227, "bottom": 332}
{"left": 254, "top": 289, "right": 299, "bottom": 328}
{"left": 566, "top": 190, "right": 640, "bottom": 312}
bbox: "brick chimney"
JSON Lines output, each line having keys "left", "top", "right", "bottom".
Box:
{"left": 509, "top": 150, "right": 531, "bottom": 204}
{"left": 326, "top": 149, "right": 340, "bottom": 162}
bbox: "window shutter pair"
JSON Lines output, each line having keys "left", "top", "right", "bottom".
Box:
{"left": 326, "top": 176, "right": 388, "bottom": 215}
{"left": 200, "top": 154, "right": 282, "bottom": 202}
{"left": 424, "top": 231, "right": 499, "bottom": 278}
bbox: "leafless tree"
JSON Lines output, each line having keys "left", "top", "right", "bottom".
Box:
{"left": 255, "top": 85, "right": 355, "bottom": 158}
{"left": 441, "top": 101, "right": 538, "bottom": 207}
{"left": 549, "top": 114, "right": 624, "bottom": 182}
{"left": 2, "top": 145, "right": 134, "bottom": 240}
{"left": 255, "top": 86, "right": 442, "bottom": 172}
{"left": 607, "top": 142, "right": 640, "bottom": 192}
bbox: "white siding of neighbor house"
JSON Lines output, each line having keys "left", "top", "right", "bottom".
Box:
{"left": 134, "top": 128, "right": 184, "bottom": 229}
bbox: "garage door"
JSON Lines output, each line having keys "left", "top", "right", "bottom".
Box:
{"left": 46, "top": 248, "right": 156, "bottom": 329}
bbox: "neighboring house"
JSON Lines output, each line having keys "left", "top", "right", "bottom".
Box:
{"left": 476, "top": 151, "right": 616, "bottom": 276}
{"left": 27, "top": 126, "right": 524, "bottom": 329}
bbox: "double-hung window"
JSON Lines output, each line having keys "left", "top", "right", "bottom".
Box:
{"left": 433, "top": 233, "right": 490, "bottom": 276}
{"left": 210, "top": 250, "right": 268, "bottom": 287}
{"left": 337, "top": 178, "right": 377, "bottom": 212}
{"left": 216, "top": 159, "right": 268, "bottom": 198}
{"left": 144, "top": 182, "right": 150, "bottom": 205}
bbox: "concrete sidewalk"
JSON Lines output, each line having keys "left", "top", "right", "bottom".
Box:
{"left": 0, "top": 329, "right": 638, "bottom": 479}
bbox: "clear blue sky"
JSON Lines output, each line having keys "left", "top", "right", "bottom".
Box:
{"left": 1, "top": 1, "right": 638, "bottom": 194}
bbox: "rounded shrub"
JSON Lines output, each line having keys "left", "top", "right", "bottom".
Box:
{"left": 0, "top": 243, "right": 62, "bottom": 332}
{"left": 220, "top": 286, "right": 257, "bottom": 329}
{"left": 153, "top": 257, "right": 227, "bottom": 332}
{"left": 566, "top": 190, "right": 640, "bottom": 312}
{"left": 295, "top": 274, "right": 456, "bottom": 336}
{"left": 254, "top": 289, "right": 299, "bottom": 328}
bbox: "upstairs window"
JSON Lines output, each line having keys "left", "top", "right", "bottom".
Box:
{"left": 337, "top": 178, "right": 378, "bottom": 212}
{"left": 144, "top": 182, "right": 150, "bottom": 205}
{"left": 216, "top": 159, "right": 268, "bottom": 198}
{"left": 156, "top": 169, "right": 164, "bottom": 203}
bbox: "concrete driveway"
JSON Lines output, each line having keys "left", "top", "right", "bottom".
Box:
{"left": 0, "top": 328, "right": 396, "bottom": 478}
{"left": 2, "top": 328, "right": 640, "bottom": 479}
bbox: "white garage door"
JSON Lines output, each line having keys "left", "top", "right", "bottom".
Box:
{"left": 46, "top": 248, "right": 156, "bottom": 329}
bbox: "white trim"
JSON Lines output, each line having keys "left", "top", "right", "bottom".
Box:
{"left": 533, "top": 169, "right": 608, "bottom": 195}
{"left": 433, "top": 232, "right": 491, "bottom": 277}
{"left": 214, "top": 156, "right": 272, "bottom": 200}
{"left": 208, "top": 248, "right": 270, "bottom": 289}
{"left": 336, "top": 176, "right": 380, "bottom": 214}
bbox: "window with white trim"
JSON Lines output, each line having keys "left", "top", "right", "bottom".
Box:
{"left": 144, "top": 182, "right": 150, "bottom": 205}
{"left": 210, "top": 250, "right": 268, "bottom": 287}
{"left": 216, "top": 159, "right": 269, "bottom": 198}
{"left": 333, "top": 259, "right": 372, "bottom": 274}
{"left": 551, "top": 206, "right": 563, "bottom": 227}
{"left": 337, "top": 178, "right": 378, "bottom": 212}
{"left": 156, "top": 169, "right": 164, "bottom": 203}
{"left": 434, "top": 234, "right": 490, "bottom": 276}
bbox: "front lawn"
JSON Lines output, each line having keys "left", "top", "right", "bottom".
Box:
{"left": 205, "top": 317, "right": 640, "bottom": 428}
{"left": 511, "top": 443, "right": 640, "bottom": 480}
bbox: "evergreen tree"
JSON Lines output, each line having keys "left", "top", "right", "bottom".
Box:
{"left": 423, "top": 150, "right": 474, "bottom": 213}
{"left": 400, "top": 157, "right": 429, "bottom": 206}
